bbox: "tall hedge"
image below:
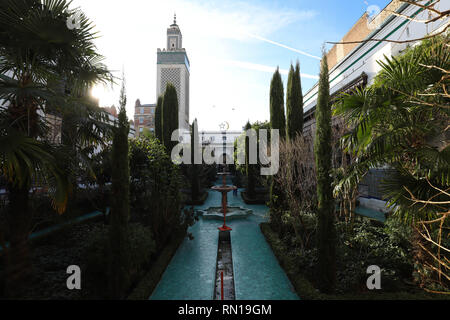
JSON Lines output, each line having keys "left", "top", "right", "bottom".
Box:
{"left": 286, "top": 61, "right": 304, "bottom": 140}
{"left": 161, "top": 83, "right": 179, "bottom": 153}
{"left": 270, "top": 67, "right": 286, "bottom": 139}
{"left": 190, "top": 119, "right": 200, "bottom": 201}
{"left": 269, "top": 68, "right": 286, "bottom": 230}
{"left": 129, "top": 136, "right": 185, "bottom": 248}
{"left": 244, "top": 121, "right": 256, "bottom": 198}
{"left": 109, "top": 79, "right": 131, "bottom": 298}
{"left": 155, "top": 95, "right": 163, "bottom": 141}
{"left": 314, "top": 52, "right": 336, "bottom": 293}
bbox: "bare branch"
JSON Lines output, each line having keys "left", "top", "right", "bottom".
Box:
{"left": 423, "top": 287, "right": 450, "bottom": 294}
{"left": 426, "top": 177, "right": 450, "bottom": 197}
{"left": 419, "top": 63, "right": 450, "bottom": 74}
{"left": 417, "top": 223, "right": 450, "bottom": 253}
{"left": 404, "top": 186, "right": 450, "bottom": 205}
{"left": 424, "top": 262, "right": 450, "bottom": 281}
{"left": 399, "top": 0, "right": 442, "bottom": 16}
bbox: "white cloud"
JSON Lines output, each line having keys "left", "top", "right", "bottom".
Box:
{"left": 181, "top": 1, "right": 317, "bottom": 41}
{"left": 243, "top": 33, "right": 321, "bottom": 60}
{"left": 220, "top": 59, "right": 319, "bottom": 79}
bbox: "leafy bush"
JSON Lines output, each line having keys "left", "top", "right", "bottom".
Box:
{"left": 280, "top": 211, "right": 317, "bottom": 252}
{"left": 127, "top": 229, "right": 186, "bottom": 300}
{"left": 129, "top": 136, "right": 192, "bottom": 248}
{"left": 334, "top": 220, "right": 414, "bottom": 292}
{"left": 275, "top": 214, "right": 415, "bottom": 294}
{"left": 333, "top": 36, "right": 450, "bottom": 292}
{"left": 83, "top": 223, "right": 156, "bottom": 299}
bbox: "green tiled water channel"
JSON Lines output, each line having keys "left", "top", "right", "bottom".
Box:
{"left": 355, "top": 206, "right": 386, "bottom": 222}
{"left": 149, "top": 178, "right": 299, "bottom": 300}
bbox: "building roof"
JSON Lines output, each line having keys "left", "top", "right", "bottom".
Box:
{"left": 302, "top": 0, "right": 414, "bottom": 111}
{"left": 170, "top": 13, "right": 178, "bottom": 27}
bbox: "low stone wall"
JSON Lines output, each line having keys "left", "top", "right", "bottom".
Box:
{"left": 358, "top": 197, "right": 390, "bottom": 213}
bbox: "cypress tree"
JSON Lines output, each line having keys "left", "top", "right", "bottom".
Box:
{"left": 190, "top": 119, "right": 200, "bottom": 201}
{"left": 244, "top": 121, "right": 256, "bottom": 198}
{"left": 269, "top": 68, "right": 286, "bottom": 230}
{"left": 286, "top": 61, "right": 304, "bottom": 140}
{"left": 269, "top": 67, "right": 286, "bottom": 139}
{"left": 314, "top": 51, "right": 336, "bottom": 293}
{"left": 155, "top": 95, "right": 163, "bottom": 141}
{"left": 110, "top": 76, "right": 131, "bottom": 298}
{"left": 287, "top": 62, "right": 304, "bottom": 202}
{"left": 161, "top": 83, "right": 179, "bottom": 152}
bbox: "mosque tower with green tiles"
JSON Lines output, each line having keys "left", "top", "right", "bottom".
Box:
{"left": 156, "top": 14, "right": 190, "bottom": 131}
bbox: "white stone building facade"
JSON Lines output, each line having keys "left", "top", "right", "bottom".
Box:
{"left": 302, "top": 0, "right": 449, "bottom": 211}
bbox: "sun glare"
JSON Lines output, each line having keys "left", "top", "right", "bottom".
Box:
{"left": 90, "top": 84, "right": 112, "bottom": 107}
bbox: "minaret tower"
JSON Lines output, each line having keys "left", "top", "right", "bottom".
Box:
{"left": 156, "top": 14, "right": 190, "bottom": 131}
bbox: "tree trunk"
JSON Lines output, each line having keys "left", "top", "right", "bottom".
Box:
{"left": 5, "top": 99, "right": 37, "bottom": 298}
{"left": 5, "top": 183, "right": 32, "bottom": 297}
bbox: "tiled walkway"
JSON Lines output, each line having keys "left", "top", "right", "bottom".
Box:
{"left": 149, "top": 180, "right": 299, "bottom": 300}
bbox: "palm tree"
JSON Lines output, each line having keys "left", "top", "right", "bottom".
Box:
{"left": 334, "top": 36, "right": 449, "bottom": 291}
{"left": 334, "top": 36, "right": 449, "bottom": 222}
{"left": 0, "top": 0, "right": 112, "bottom": 295}
{"left": 55, "top": 96, "right": 113, "bottom": 214}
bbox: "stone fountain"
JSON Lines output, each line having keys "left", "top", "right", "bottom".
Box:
{"left": 197, "top": 169, "right": 252, "bottom": 229}
{"left": 211, "top": 171, "right": 236, "bottom": 231}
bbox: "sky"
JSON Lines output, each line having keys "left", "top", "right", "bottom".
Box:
{"left": 73, "top": 0, "right": 391, "bottom": 131}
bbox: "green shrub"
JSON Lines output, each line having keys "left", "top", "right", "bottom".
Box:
{"left": 127, "top": 229, "right": 186, "bottom": 300}
{"left": 129, "top": 136, "right": 185, "bottom": 248}
{"left": 83, "top": 223, "right": 156, "bottom": 299}
{"left": 279, "top": 211, "right": 317, "bottom": 252}
{"left": 260, "top": 223, "right": 323, "bottom": 300}
{"left": 384, "top": 218, "right": 413, "bottom": 252}
{"left": 271, "top": 213, "right": 415, "bottom": 294}
{"left": 261, "top": 222, "right": 438, "bottom": 299}
{"left": 334, "top": 220, "right": 414, "bottom": 292}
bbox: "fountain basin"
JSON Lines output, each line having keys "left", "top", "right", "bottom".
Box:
{"left": 211, "top": 185, "right": 237, "bottom": 192}
{"left": 197, "top": 206, "right": 252, "bottom": 221}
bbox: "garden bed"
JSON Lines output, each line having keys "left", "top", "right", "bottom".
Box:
{"left": 0, "top": 221, "right": 108, "bottom": 299}
{"left": 260, "top": 222, "right": 446, "bottom": 300}
{"left": 0, "top": 219, "right": 186, "bottom": 300}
